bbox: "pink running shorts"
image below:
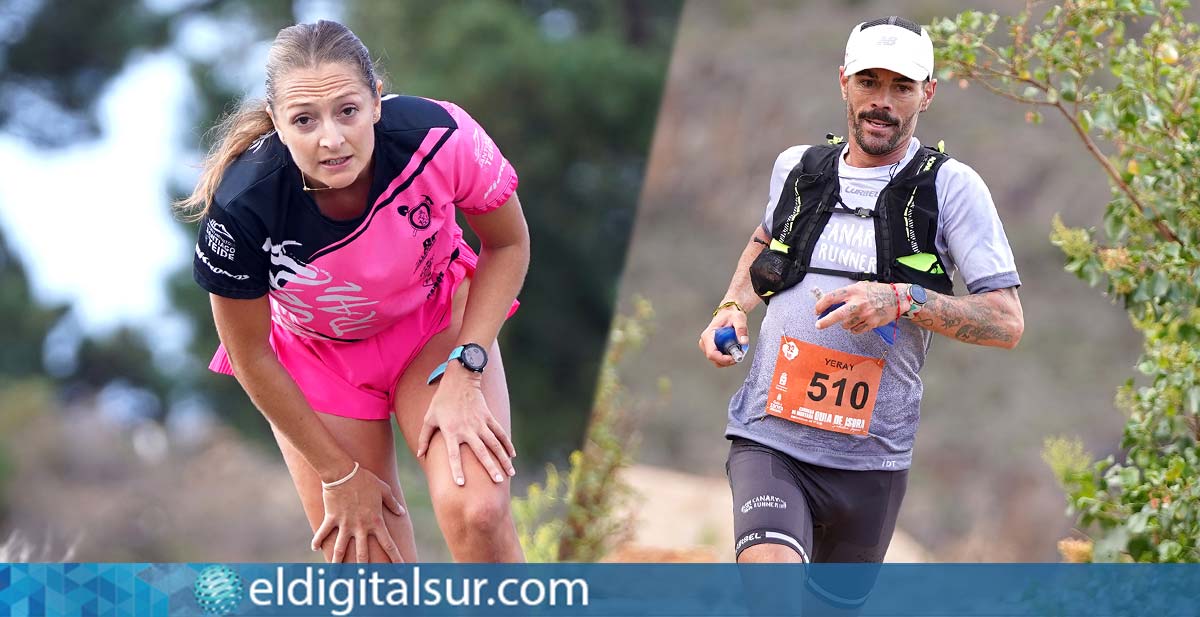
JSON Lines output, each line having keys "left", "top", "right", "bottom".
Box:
{"left": 209, "top": 241, "right": 519, "bottom": 421}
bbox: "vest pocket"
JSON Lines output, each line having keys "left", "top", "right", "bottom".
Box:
{"left": 890, "top": 254, "right": 954, "bottom": 295}
{"left": 750, "top": 249, "right": 796, "bottom": 298}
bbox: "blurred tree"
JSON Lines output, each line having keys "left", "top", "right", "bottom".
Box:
{"left": 0, "top": 227, "right": 67, "bottom": 379}
{"left": 934, "top": 0, "right": 1200, "bottom": 562}
{"left": 342, "top": 0, "right": 680, "bottom": 460}
{"left": 0, "top": 0, "right": 297, "bottom": 434}
{"left": 0, "top": 222, "right": 64, "bottom": 518}
{"left": 0, "top": 0, "right": 292, "bottom": 147}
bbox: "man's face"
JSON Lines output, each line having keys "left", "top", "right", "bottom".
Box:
{"left": 840, "top": 67, "right": 936, "bottom": 159}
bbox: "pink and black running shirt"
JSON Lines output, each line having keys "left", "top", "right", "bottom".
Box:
{"left": 192, "top": 95, "right": 518, "bottom": 341}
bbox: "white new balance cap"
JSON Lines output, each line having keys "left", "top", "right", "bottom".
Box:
{"left": 844, "top": 17, "right": 934, "bottom": 82}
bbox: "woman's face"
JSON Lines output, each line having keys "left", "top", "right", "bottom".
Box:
{"left": 268, "top": 62, "right": 381, "bottom": 190}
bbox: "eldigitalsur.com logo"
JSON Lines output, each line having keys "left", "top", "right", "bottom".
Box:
{"left": 193, "top": 564, "right": 246, "bottom": 616}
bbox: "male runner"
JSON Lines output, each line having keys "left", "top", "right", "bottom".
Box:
{"left": 698, "top": 16, "right": 1024, "bottom": 573}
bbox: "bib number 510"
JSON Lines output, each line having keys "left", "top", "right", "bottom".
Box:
{"left": 807, "top": 372, "right": 870, "bottom": 410}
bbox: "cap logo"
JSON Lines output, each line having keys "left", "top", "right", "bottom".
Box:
{"left": 877, "top": 36, "right": 897, "bottom": 45}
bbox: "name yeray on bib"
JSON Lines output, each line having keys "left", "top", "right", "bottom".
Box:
{"left": 765, "top": 336, "right": 883, "bottom": 435}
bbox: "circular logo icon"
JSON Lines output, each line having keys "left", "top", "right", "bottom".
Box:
{"left": 409, "top": 201, "right": 431, "bottom": 230}
{"left": 193, "top": 565, "right": 244, "bottom": 616}
{"left": 781, "top": 340, "right": 799, "bottom": 361}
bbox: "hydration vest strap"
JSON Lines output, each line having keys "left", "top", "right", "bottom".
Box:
{"left": 831, "top": 204, "right": 877, "bottom": 218}
{"left": 799, "top": 265, "right": 878, "bottom": 281}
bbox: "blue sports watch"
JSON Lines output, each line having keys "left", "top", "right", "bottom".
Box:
{"left": 426, "top": 343, "right": 489, "bottom": 384}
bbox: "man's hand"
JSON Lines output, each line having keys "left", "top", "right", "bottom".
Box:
{"left": 700, "top": 304, "right": 749, "bottom": 367}
{"left": 813, "top": 282, "right": 904, "bottom": 334}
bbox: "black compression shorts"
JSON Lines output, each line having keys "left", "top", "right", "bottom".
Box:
{"left": 726, "top": 437, "right": 908, "bottom": 564}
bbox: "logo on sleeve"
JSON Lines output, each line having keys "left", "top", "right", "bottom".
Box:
{"left": 195, "top": 246, "right": 249, "bottom": 280}
{"left": 481, "top": 159, "right": 509, "bottom": 203}
{"left": 204, "top": 219, "right": 236, "bottom": 260}
{"left": 472, "top": 127, "right": 495, "bottom": 168}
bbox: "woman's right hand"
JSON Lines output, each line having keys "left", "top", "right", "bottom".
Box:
{"left": 311, "top": 464, "right": 407, "bottom": 563}
{"left": 699, "top": 304, "right": 749, "bottom": 368}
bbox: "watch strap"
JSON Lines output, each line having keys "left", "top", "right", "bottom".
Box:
{"left": 426, "top": 346, "right": 466, "bottom": 384}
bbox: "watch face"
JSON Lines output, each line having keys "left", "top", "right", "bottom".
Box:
{"left": 910, "top": 284, "right": 928, "bottom": 304}
{"left": 460, "top": 344, "right": 488, "bottom": 371}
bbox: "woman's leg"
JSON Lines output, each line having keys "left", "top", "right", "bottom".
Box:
{"left": 271, "top": 414, "right": 418, "bottom": 563}
{"left": 393, "top": 277, "right": 524, "bottom": 562}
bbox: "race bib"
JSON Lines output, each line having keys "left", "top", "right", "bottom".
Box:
{"left": 765, "top": 336, "right": 884, "bottom": 436}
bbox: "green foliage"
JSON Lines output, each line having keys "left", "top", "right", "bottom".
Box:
{"left": 0, "top": 379, "right": 55, "bottom": 517}
{"left": 933, "top": 0, "right": 1200, "bottom": 562}
{"left": 0, "top": 0, "right": 294, "bottom": 147}
{"left": 347, "top": 2, "right": 679, "bottom": 462}
{"left": 0, "top": 229, "right": 68, "bottom": 379}
{"left": 512, "top": 297, "right": 660, "bottom": 562}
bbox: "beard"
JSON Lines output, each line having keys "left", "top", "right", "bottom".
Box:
{"left": 850, "top": 106, "right": 917, "bottom": 157}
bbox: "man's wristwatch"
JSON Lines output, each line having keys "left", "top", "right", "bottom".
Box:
{"left": 427, "top": 343, "right": 489, "bottom": 384}
{"left": 902, "top": 284, "right": 927, "bottom": 319}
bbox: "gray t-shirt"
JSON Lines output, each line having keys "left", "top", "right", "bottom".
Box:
{"left": 725, "top": 138, "right": 1021, "bottom": 471}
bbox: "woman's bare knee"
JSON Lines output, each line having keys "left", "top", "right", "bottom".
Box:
{"left": 432, "top": 484, "right": 511, "bottom": 538}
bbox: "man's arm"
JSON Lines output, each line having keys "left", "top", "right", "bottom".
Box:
{"left": 909, "top": 287, "right": 1024, "bottom": 349}
{"left": 814, "top": 282, "right": 1024, "bottom": 350}
{"left": 699, "top": 226, "right": 770, "bottom": 367}
{"left": 720, "top": 226, "right": 771, "bottom": 315}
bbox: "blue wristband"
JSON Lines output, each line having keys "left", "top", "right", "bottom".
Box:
{"left": 426, "top": 346, "right": 465, "bottom": 384}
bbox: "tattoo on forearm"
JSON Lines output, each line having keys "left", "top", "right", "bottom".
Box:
{"left": 954, "top": 324, "right": 1013, "bottom": 343}
{"left": 911, "top": 315, "right": 936, "bottom": 328}
{"left": 921, "top": 291, "right": 1017, "bottom": 345}
{"left": 939, "top": 314, "right": 963, "bottom": 329}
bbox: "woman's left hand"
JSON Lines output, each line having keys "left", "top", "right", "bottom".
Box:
{"left": 416, "top": 366, "right": 516, "bottom": 486}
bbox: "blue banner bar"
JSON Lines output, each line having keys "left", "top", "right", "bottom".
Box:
{"left": 1, "top": 563, "right": 1198, "bottom": 616}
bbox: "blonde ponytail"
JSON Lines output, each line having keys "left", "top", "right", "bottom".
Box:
{"left": 175, "top": 99, "right": 275, "bottom": 221}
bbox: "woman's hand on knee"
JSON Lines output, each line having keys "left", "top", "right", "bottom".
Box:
{"left": 311, "top": 464, "right": 407, "bottom": 563}
{"left": 417, "top": 368, "right": 516, "bottom": 487}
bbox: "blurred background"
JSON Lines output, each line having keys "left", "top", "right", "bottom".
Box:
{"left": 612, "top": 0, "right": 1166, "bottom": 562}
{"left": 0, "top": 0, "right": 680, "bottom": 561}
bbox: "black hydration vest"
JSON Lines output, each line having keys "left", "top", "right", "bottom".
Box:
{"left": 749, "top": 140, "right": 956, "bottom": 301}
